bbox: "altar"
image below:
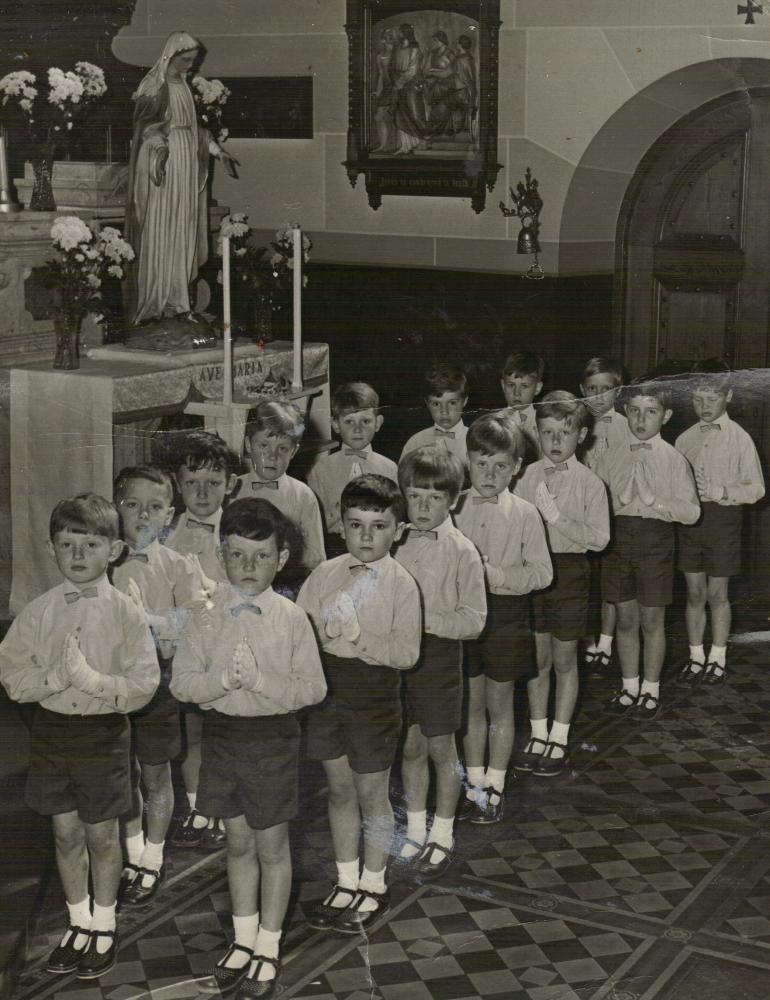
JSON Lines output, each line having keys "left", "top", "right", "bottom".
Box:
{"left": 0, "top": 340, "right": 330, "bottom": 614}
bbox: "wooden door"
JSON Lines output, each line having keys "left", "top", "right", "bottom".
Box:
{"left": 615, "top": 89, "right": 770, "bottom": 618}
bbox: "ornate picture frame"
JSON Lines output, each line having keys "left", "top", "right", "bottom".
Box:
{"left": 344, "top": 0, "right": 502, "bottom": 213}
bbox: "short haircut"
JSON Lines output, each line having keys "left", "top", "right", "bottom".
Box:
{"left": 690, "top": 358, "right": 732, "bottom": 394}
{"left": 433, "top": 30, "right": 448, "bottom": 44}
{"left": 467, "top": 412, "right": 526, "bottom": 461}
{"left": 581, "top": 356, "right": 624, "bottom": 387}
{"left": 423, "top": 362, "right": 468, "bottom": 399}
{"left": 219, "top": 497, "right": 301, "bottom": 556}
{"left": 341, "top": 473, "right": 406, "bottom": 523}
{"left": 114, "top": 464, "right": 174, "bottom": 504}
{"left": 246, "top": 400, "right": 305, "bottom": 441}
{"left": 536, "top": 390, "right": 590, "bottom": 431}
{"left": 501, "top": 351, "right": 545, "bottom": 380}
{"left": 457, "top": 34, "right": 472, "bottom": 51}
{"left": 50, "top": 493, "right": 120, "bottom": 542}
{"left": 623, "top": 379, "right": 673, "bottom": 411}
{"left": 331, "top": 382, "right": 380, "bottom": 417}
{"left": 169, "top": 429, "right": 240, "bottom": 476}
{"left": 398, "top": 447, "right": 465, "bottom": 504}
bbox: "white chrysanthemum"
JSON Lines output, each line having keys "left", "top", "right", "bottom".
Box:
{"left": 86, "top": 273, "right": 101, "bottom": 288}
{"left": 75, "top": 62, "right": 106, "bottom": 98}
{"left": 51, "top": 215, "right": 93, "bottom": 251}
{"left": 107, "top": 264, "right": 122, "bottom": 278}
{"left": 84, "top": 247, "right": 99, "bottom": 259}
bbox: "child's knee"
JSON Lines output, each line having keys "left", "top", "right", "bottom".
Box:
{"left": 427, "top": 734, "right": 458, "bottom": 764}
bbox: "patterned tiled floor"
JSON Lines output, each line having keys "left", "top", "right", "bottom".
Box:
{"left": 11, "top": 638, "right": 770, "bottom": 1000}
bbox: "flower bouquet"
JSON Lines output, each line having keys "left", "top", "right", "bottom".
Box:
{"left": 0, "top": 62, "right": 107, "bottom": 210}
{"left": 42, "top": 215, "right": 134, "bottom": 368}
{"left": 191, "top": 74, "right": 230, "bottom": 144}
{"left": 216, "top": 215, "right": 312, "bottom": 341}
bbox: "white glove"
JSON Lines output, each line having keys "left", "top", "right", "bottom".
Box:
{"left": 483, "top": 559, "right": 506, "bottom": 589}
{"left": 233, "top": 637, "right": 262, "bottom": 691}
{"left": 126, "top": 579, "right": 168, "bottom": 630}
{"left": 535, "top": 481, "right": 561, "bottom": 524}
{"left": 634, "top": 462, "right": 655, "bottom": 507}
{"left": 695, "top": 468, "right": 724, "bottom": 502}
{"left": 323, "top": 590, "right": 360, "bottom": 642}
{"left": 62, "top": 631, "right": 102, "bottom": 695}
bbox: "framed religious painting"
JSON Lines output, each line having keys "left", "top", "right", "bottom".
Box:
{"left": 344, "top": 0, "right": 502, "bottom": 213}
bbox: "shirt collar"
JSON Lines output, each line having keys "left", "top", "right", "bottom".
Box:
{"left": 433, "top": 420, "right": 466, "bottom": 434}
{"left": 467, "top": 486, "right": 507, "bottom": 502}
{"left": 223, "top": 583, "right": 276, "bottom": 614}
{"left": 407, "top": 515, "right": 453, "bottom": 539}
{"left": 338, "top": 443, "right": 372, "bottom": 458}
{"left": 62, "top": 574, "right": 111, "bottom": 600}
{"left": 701, "top": 413, "right": 730, "bottom": 431}
{"left": 346, "top": 552, "right": 390, "bottom": 572}
{"left": 631, "top": 433, "right": 661, "bottom": 447}
{"left": 186, "top": 509, "right": 222, "bottom": 527}
{"left": 127, "top": 538, "right": 161, "bottom": 560}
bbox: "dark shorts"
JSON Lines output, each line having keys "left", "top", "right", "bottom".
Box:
{"left": 532, "top": 553, "right": 590, "bottom": 642}
{"left": 602, "top": 516, "right": 674, "bottom": 607}
{"left": 678, "top": 502, "right": 743, "bottom": 578}
{"left": 25, "top": 708, "right": 131, "bottom": 824}
{"left": 404, "top": 635, "right": 463, "bottom": 737}
{"left": 131, "top": 658, "right": 181, "bottom": 766}
{"left": 305, "top": 654, "right": 402, "bottom": 774}
{"left": 197, "top": 710, "right": 300, "bottom": 830}
{"left": 465, "top": 593, "right": 535, "bottom": 683}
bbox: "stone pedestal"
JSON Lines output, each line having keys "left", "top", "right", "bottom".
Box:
{"left": 14, "top": 160, "right": 129, "bottom": 210}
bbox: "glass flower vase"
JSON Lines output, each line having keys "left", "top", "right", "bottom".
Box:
{"left": 53, "top": 309, "right": 82, "bottom": 370}
{"left": 29, "top": 156, "right": 56, "bottom": 212}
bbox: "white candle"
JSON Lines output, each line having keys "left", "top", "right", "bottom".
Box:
{"left": 222, "top": 234, "right": 233, "bottom": 406}
{"left": 292, "top": 224, "right": 303, "bottom": 389}
{"left": 0, "top": 135, "right": 10, "bottom": 192}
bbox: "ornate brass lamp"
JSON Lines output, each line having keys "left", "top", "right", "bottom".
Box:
{"left": 500, "top": 167, "right": 544, "bottom": 279}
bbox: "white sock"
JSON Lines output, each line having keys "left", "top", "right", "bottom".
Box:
{"left": 125, "top": 831, "right": 145, "bottom": 867}
{"left": 485, "top": 768, "right": 507, "bottom": 797}
{"left": 466, "top": 766, "right": 485, "bottom": 801}
{"left": 252, "top": 928, "right": 281, "bottom": 981}
{"left": 640, "top": 679, "right": 660, "bottom": 699}
{"left": 530, "top": 718, "right": 549, "bottom": 743}
{"left": 141, "top": 840, "right": 164, "bottom": 873}
{"left": 585, "top": 640, "right": 598, "bottom": 654}
{"left": 91, "top": 903, "right": 116, "bottom": 954}
{"left": 428, "top": 815, "right": 454, "bottom": 850}
{"left": 619, "top": 675, "right": 640, "bottom": 704}
{"left": 549, "top": 721, "right": 570, "bottom": 760}
{"left": 357, "top": 867, "right": 387, "bottom": 912}
{"left": 186, "top": 792, "right": 196, "bottom": 810}
{"left": 401, "top": 810, "right": 427, "bottom": 859}
{"left": 689, "top": 644, "right": 705, "bottom": 665}
{"left": 224, "top": 913, "right": 258, "bottom": 968}
{"left": 597, "top": 633, "right": 614, "bottom": 655}
{"left": 335, "top": 859, "right": 360, "bottom": 894}
{"left": 64, "top": 898, "right": 91, "bottom": 947}
{"left": 709, "top": 645, "right": 727, "bottom": 668}
{"left": 192, "top": 811, "right": 209, "bottom": 830}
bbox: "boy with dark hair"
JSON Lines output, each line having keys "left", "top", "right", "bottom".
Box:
{"left": 307, "top": 382, "right": 397, "bottom": 551}
{"left": 400, "top": 362, "right": 469, "bottom": 465}
{"left": 172, "top": 498, "right": 326, "bottom": 999}
{"left": 675, "top": 363, "right": 764, "bottom": 686}
{"left": 514, "top": 392, "right": 609, "bottom": 774}
{"left": 0, "top": 494, "right": 158, "bottom": 980}
{"left": 454, "top": 414, "right": 552, "bottom": 821}
{"left": 596, "top": 380, "right": 700, "bottom": 720}
{"left": 499, "top": 351, "right": 545, "bottom": 460}
{"left": 298, "top": 475, "right": 421, "bottom": 933}
{"left": 164, "top": 429, "right": 240, "bottom": 848}
{"left": 235, "top": 400, "right": 326, "bottom": 576}
{"left": 112, "top": 465, "right": 212, "bottom": 907}
{"left": 579, "top": 356, "right": 628, "bottom": 670}
{"left": 395, "top": 448, "right": 486, "bottom": 877}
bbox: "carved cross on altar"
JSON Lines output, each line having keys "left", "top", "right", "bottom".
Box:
{"left": 738, "top": 0, "right": 764, "bottom": 24}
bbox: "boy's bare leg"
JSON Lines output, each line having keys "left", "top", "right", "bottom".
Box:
{"left": 429, "top": 733, "right": 462, "bottom": 820}
{"left": 255, "top": 823, "right": 291, "bottom": 931}
{"left": 485, "top": 678, "right": 514, "bottom": 774}
{"left": 400, "top": 725, "right": 429, "bottom": 858}
{"left": 463, "top": 674, "right": 487, "bottom": 769}
{"left": 552, "top": 638, "right": 579, "bottom": 726}
{"left": 528, "top": 632, "right": 553, "bottom": 720}
{"left": 615, "top": 599, "right": 640, "bottom": 682}
{"left": 707, "top": 576, "right": 731, "bottom": 648}
{"left": 684, "top": 571, "right": 708, "bottom": 648}
{"left": 83, "top": 817, "right": 121, "bottom": 907}
{"left": 143, "top": 761, "right": 174, "bottom": 847}
{"left": 220, "top": 815, "right": 258, "bottom": 971}
{"left": 353, "top": 767, "right": 394, "bottom": 877}
{"left": 53, "top": 811, "right": 89, "bottom": 907}
{"left": 601, "top": 601, "right": 617, "bottom": 641}
{"left": 640, "top": 605, "right": 666, "bottom": 683}
{"left": 323, "top": 757, "right": 361, "bottom": 863}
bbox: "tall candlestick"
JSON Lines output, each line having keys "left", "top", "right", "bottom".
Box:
{"left": 0, "top": 133, "right": 22, "bottom": 213}
{"left": 222, "top": 234, "right": 233, "bottom": 406}
{"left": 292, "top": 224, "right": 303, "bottom": 389}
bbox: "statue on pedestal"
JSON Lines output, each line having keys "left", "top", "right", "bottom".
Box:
{"left": 125, "top": 31, "right": 237, "bottom": 350}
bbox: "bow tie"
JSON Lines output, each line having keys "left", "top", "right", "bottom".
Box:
{"left": 630, "top": 442, "right": 652, "bottom": 451}
{"left": 230, "top": 602, "right": 262, "bottom": 617}
{"left": 345, "top": 449, "right": 368, "bottom": 459}
{"left": 64, "top": 586, "right": 98, "bottom": 604}
{"left": 350, "top": 563, "right": 377, "bottom": 577}
{"left": 472, "top": 495, "right": 499, "bottom": 505}
{"left": 434, "top": 428, "right": 455, "bottom": 439}
{"left": 700, "top": 423, "right": 720, "bottom": 432}
{"left": 597, "top": 415, "right": 613, "bottom": 423}
{"left": 187, "top": 518, "right": 215, "bottom": 532}
{"left": 545, "top": 463, "right": 568, "bottom": 475}
{"left": 409, "top": 528, "right": 437, "bottom": 540}
{"left": 251, "top": 480, "right": 279, "bottom": 491}
{"left": 516, "top": 410, "right": 528, "bottom": 423}
{"left": 125, "top": 551, "right": 149, "bottom": 563}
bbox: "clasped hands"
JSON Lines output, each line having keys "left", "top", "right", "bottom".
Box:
{"left": 619, "top": 461, "right": 655, "bottom": 507}
{"left": 695, "top": 467, "right": 725, "bottom": 503}
{"left": 60, "top": 630, "right": 103, "bottom": 696}
{"left": 222, "top": 637, "right": 262, "bottom": 692}
{"left": 535, "top": 481, "right": 561, "bottom": 524}
{"left": 322, "top": 590, "right": 361, "bottom": 643}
